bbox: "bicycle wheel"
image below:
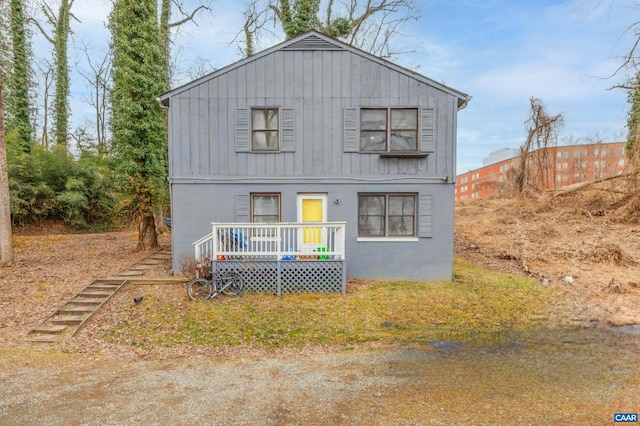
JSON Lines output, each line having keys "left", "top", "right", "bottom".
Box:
{"left": 187, "top": 278, "right": 213, "bottom": 301}
{"left": 219, "top": 271, "right": 244, "bottom": 296}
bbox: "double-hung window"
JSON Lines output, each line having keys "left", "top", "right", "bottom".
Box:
{"left": 358, "top": 194, "right": 416, "bottom": 237}
{"left": 251, "top": 193, "right": 280, "bottom": 238}
{"left": 252, "top": 108, "right": 279, "bottom": 151}
{"left": 251, "top": 193, "right": 280, "bottom": 223}
{"left": 360, "top": 108, "right": 418, "bottom": 152}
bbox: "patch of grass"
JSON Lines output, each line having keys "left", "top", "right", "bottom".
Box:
{"left": 106, "top": 259, "right": 552, "bottom": 349}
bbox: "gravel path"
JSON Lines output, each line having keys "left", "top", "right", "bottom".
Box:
{"left": 2, "top": 329, "right": 639, "bottom": 425}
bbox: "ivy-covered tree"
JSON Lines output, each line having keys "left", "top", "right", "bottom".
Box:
{"left": 275, "top": 0, "right": 320, "bottom": 39}
{"left": 0, "top": 61, "right": 14, "bottom": 266}
{"left": 110, "top": 0, "right": 167, "bottom": 250}
{"left": 32, "top": 0, "right": 76, "bottom": 148}
{"left": 7, "top": 0, "right": 33, "bottom": 152}
{"left": 626, "top": 71, "right": 640, "bottom": 168}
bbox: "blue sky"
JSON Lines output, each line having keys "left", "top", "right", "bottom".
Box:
{"left": 35, "top": 0, "right": 638, "bottom": 173}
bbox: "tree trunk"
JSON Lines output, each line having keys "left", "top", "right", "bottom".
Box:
{"left": 0, "top": 63, "right": 15, "bottom": 266}
{"left": 137, "top": 213, "right": 158, "bottom": 251}
{"left": 53, "top": 0, "right": 73, "bottom": 147}
{"left": 8, "top": 0, "right": 34, "bottom": 152}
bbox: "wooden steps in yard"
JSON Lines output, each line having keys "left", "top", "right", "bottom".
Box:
{"left": 23, "top": 245, "right": 181, "bottom": 343}
{"left": 24, "top": 279, "right": 126, "bottom": 343}
{"left": 111, "top": 247, "right": 172, "bottom": 279}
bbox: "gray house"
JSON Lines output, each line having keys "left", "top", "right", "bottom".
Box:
{"left": 159, "top": 31, "right": 470, "bottom": 291}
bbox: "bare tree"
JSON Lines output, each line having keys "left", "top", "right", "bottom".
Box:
{"left": 33, "top": 58, "right": 54, "bottom": 149}
{"left": 238, "top": 0, "right": 419, "bottom": 58}
{"left": 76, "top": 42, "right": 111, "bottom": 156}
{"left": 513, "top": 97, "right": 564, "bottom": 193}
{"left": 0, "top": 62, "right": 14, "bottom": 266}
{"left": 159, "top": 0, "right": 213, "bottom": 86}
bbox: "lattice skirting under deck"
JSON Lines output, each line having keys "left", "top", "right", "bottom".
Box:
{"left": 213, "top": 260, "right": 346, "bottom": 295}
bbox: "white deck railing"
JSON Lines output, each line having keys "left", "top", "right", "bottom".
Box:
{"left": 193, "top": 222, "right": 346, "bottom": 265}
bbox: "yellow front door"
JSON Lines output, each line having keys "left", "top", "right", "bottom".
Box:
{"left": 298, "top": 194, "right": 327, "bottom": 247}
{"left": 302, "top": 198, "right": 323, "bottom": 244}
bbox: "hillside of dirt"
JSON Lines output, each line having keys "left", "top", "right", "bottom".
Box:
{"left": 455, "top": 175, "right": 640, "bottom": 327}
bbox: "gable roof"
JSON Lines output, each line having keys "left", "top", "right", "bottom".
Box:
{"left": 159, "top": 30, "right": 471, "bottom": 109}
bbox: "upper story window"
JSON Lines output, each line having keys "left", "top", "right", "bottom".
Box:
{"left": 235, "top": 107, "right": 295, "bottom": 153}
{"left": 360, "top": 108, "right": 418, "bottom": 152}
{"left": 358, "top": 193, "right": 416, "bottom": 237}
{"left": 252, "top": 109, "right": 279, "bottom": 151}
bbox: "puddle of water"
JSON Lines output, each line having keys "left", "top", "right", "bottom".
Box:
{"left": 431, "top": 340, "right": 463, "bottom": 353}
{"left": 609, "top": 324, "right": 640, "bottom": 335}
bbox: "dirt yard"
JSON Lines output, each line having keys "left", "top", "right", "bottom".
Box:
{"left": 455, "top": 177, "right": 640, "bottom": 327}
{"left": 1, "top": 179, "right": 639, "bottom": 424}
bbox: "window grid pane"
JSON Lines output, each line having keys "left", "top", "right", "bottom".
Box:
{"left": 358, "top": 195, "right": 385, "bottom": 236}
{"left": 360, "top": 109, "right": 388, "bottom": 152}
{"left": 388, "top": 195, "right": 415, "bottom": 236}
{"left": 391, "top": 109, "right": 417, "bottom": 129}
{"left": 390, "top": 109, "right": 417, "bottom": 151}
{"left": 252, "top": 109, "right": 278, "bottom": 130}
{"left": 390, "top": 131, "right": 417, "bottom": 151}
{"left": 252, "top": 131, "right": 279, "bottom": 151}
{"left": 360, "top": 131, "right": 387, "bottom": 151}
{"left": 361, "top": 109, "right": 387, "bottom": 130}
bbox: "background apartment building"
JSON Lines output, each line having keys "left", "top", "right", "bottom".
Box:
{"left": 456, "top": 142, "right": 627, "bottom": 200}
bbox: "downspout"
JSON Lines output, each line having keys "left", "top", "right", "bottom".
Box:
{"left": 157, "top": 97, "right": 174, "bottom": 274}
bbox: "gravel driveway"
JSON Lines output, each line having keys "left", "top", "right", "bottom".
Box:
{"left": 2, "top": 328, "right": 639, "bottom": 425}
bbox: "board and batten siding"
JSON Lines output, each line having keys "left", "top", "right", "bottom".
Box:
{"left": 167, "top": 50, "right": 457, "bottom": 180}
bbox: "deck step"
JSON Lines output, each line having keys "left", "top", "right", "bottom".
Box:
{"left": 87, "top": 284, "right": 121, "bottom": 290}
{"left": 31, "top": 325, "right": 67, "bottom": 334}
{"left": 113, "top": 270, "right": 147, "bottom": 277}
{"left": 78, "top": 288, "right": 113, "bottom": 298}
{"left": 58, "top": 306, "right": 96, "bottom": 315}
{"left": 50, "top": 315, "right": 88, "bottom": 325}
{"left": 135, "top": 260, "right": 162, "bottom": 265}
{"left": 66, "top": 300, "right": 102, "bottom": 306}
{"left": 72, "top": 296, "right": 106, "bottom": 304}
{"left": 27, "top": 334, "right": 62, "bottom": 343}
{"left": 94, "top": 279, "right": 128, "bottom": 285}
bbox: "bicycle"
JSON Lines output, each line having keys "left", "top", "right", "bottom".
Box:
{"left": 187, "top": 270, "right": 244, "bottom": 301}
